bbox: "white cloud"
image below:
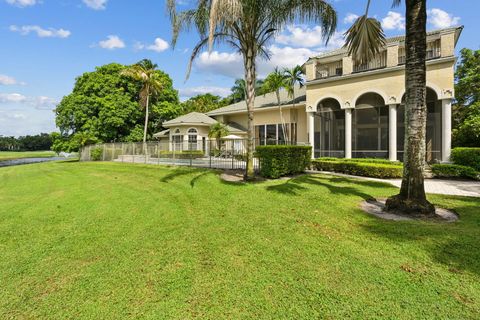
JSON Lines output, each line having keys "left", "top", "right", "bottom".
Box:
{"left": 5, "top": 0, "right": 37, "bottom": 7}
{"left": 135, "top": 37, "right": 170, "bottom": 53}
{"left": 0, "top": 93, "right": 27, "bottom": 103}
{"left": 344, "top": 13, "right": 359, "bottom": 24}
{"left": 9, "top": 25, "right": 71, "bottom": 38}
{"left": 428, "top": 8, "right": 460, "bottom": 29}
{"left": 31, "top": 96, "right": 58, "bottom": 110}
{"left": 276, "top": 25, "right": 344, "bottom": 48}
{"left": 382, "top": 11, "right": 405, "bottom": 30}
{"left": 98, "top": 35, "right": 125, "bottom": 50}
{"left": 0, "top": 74, "right": 21, "bottom": 86}
{"left": 179, "top": 86, "right": 231, "bottom": 99}
{"left": 83, "top": 0, "right": 107, "bottom": 10}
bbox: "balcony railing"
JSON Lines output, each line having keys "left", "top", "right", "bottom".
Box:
{"left": 353, "top": 51, "right": 387, "bottom": 73}
{"left": 316, "top": 60, "right": 343, "bottom": 79}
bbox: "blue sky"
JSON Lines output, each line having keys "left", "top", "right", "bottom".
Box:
{"left": 0, "top": 0, "right": 477, "bottom": 136}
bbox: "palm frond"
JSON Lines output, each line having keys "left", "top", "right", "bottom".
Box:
{"left": 209, "top": 0, "right": 242, "bottom": 50}
{"left": 343, "top": 15, "right": 386, "bottom": 64}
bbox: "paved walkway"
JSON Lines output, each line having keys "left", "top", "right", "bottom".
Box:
{"left": 308, "top": 171, "right": 480, "bottom": 198}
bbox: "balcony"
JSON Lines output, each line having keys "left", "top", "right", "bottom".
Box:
{"left": 316, "top": 60, "right": 343, "bottom": 79}
{"left": 398, "top": 39, "right": 441, "bottom": 65}
{"left": 353, "top": 51, "right": 387, "bottom": 73}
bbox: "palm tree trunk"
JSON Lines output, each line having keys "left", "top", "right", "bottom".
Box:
{"left": 276, "top": 90, "right": 287, "bottom": 143}
{"left": 385, "top": 0, "right": 435, "bottom": 215}
{"left": 244, "top": 48, "right": 256, "bottom": 180}
{"left": 143, "top": 85, "right": 150, "bottom": 155}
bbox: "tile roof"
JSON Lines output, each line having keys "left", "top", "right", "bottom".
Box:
{"left": 162, "top": 112, "right": 217, "bottom": 127}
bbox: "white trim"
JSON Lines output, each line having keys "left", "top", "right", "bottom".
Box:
{"left": 313, "top": 95, "right": 344, "bottom": 112}
{"left": 206, "top": 102, "right": 306, "bottom": 117}
{"left": 352, "top": 90, "right": 388, "bottom": 107}
{"left": 397, "top": 82, "right": 443, "bottom": 101}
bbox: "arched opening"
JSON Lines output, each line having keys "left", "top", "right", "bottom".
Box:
{"left": 187, "top": 128, "right": 198, "bottom": 151}
{"left": 314, "top": 98, "right": 345, "bottom": 158}
{"left": 398, "top": 88, "right": 441, "bottom": 162}
{"left": 353, "top": 92, "right": 388, "bottom": 158}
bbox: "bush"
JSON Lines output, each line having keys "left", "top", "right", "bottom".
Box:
{"left": 256, "top": 145, "right": 311, "bottom": 178}
{"left": 312, "top": 159, "right": 403, "bottom": 179}
{"left": 451, "top": 148, "right": 480, "bottom": 171}
{"left": 317, "top": 157, "right": 402, "bottom": 166}
{"left": 159, "top": 150, "right": 204, "bottom": 159}
{"left": 431, "top": 164, "right": 479, "bottom": 180}
{"left": 90, "top": 147, "right": 103, "bottom": 161}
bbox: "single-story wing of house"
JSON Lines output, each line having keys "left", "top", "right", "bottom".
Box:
{"left": 155, "top": 26, "right": 462, "bottom": 163}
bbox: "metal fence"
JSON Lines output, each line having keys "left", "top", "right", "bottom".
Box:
{"left": 80, "top": 139, "right": 309, "bottom": 171}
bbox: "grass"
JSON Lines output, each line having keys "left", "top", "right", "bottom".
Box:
{"left": 0, "top": 150, "right": 56, "bottom": 161}
{"left": 0, "top": 161, "right": 479, "bottom": 319}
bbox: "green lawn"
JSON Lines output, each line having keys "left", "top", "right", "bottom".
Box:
{"left": 0, "top": 162, "right": 479, "bottom": 319}
{"left": 0, "top": 150, "right": 56, "bottom": 161}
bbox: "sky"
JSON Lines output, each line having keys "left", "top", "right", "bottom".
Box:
{"left": 0, "top": 0, "right": 477, "bottom": 137}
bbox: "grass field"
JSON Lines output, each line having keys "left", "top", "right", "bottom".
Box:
{"left": 0, "top": 161, "right": 479, "bottom": 319}
{"left": 0, "top": 151, "right": 56, "bottom": 161}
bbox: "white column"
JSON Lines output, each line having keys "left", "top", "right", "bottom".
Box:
{"left": 442, "top": 98, "right": 452, "bottom": 162}
{"left": 388, "top": 104, "right": 398, "bottom": 161}
{"left": 308, "top": 112, "right": 315, "bottom": 159}
{"left": 345, "top": 108, "right": 352, "bottom": 159}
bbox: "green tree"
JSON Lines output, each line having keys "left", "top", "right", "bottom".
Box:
{"left": 208, "top": 122, "right": 230, "bottom": 150}
{"left": 121, "top": 59, "right": 164, "bottom": 144}
{"left": 181, "top": 93, "right": 227, "bottom": 114}
{"left": 345, "top": 0, "right": 435, "bottom": 215}
{"left": 55, "top": 63, "right": 180, "bottom": 151}
{"left": 453, "top": 48, "right": 480, "bottom": 147}
{"left": 262, "top": 68, "right": 288, "bottom": 142}
{"left": 230, "top": 78, "right": 265, "bottom": 103}
{"left": 167, "top": 0, "right": 337, "bottom": 179}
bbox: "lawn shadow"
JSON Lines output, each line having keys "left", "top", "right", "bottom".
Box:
{"left": 267, "top": 174, "right": 379, "bottom": 200}
{"left": 360, "top": 195, "right": 480, "bottom": 276}
{"left": 160, "top": 167, "right": 214, "bottom": 188}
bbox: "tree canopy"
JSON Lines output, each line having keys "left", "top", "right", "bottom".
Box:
{"left": 453, "top": 48, "right": 480, "bottom": 147}
{"left": 181, "top": 93, "right": 229, "bottom": 114}
{"left": 54, "top": 63, "right": 180, "bottom": 151}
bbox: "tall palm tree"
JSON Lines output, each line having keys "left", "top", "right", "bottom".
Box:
{"left": 208, "top": 122, "right": 229, "bottom": 150}
{"left": 345, "top": 0, "right": 435, "bottom": 215}
{"left": 262, "top": 68, "right": 288, "bottom": 142}
{"left": 167, "top": 0, "right": 337, "bottom": 179}
{"left": 121, "top": 59, "right": 163, "bottom": 144}
{"left": 284, "top": 65, "right": 305, "bottom": 142}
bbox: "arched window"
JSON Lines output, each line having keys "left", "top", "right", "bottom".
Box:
{"left": 187, "top": 128, "right": 198, "bottom": 150}
{"left": 314, "top": 98, "right": 345, "bottom": 158}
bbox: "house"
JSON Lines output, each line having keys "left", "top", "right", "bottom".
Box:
{"left": 155, "top": 26, "right": 462, "bottom": 162}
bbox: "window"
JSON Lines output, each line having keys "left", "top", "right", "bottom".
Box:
{"left": 172, "top": 129, "right": 183, "bottom": 151}
{"left": 187, "top": 128, "right": 198, "bottom": 151}
{"left": 254, "top": 123, "right": 297, "bottom": 146}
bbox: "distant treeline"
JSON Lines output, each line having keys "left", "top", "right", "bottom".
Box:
{"left": 0, "top": 133, "right": 53, "bottom": 151}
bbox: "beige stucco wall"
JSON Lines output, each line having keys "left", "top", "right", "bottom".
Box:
{"left": 306, "top": 59, "right": 455, "bottom": 111}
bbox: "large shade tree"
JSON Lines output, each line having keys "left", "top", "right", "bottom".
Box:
{"left": 167, "top": 0, "right": 337, "bottom": 179}
{"left": 345, "top": 0, "right": 435, "bottom": 215}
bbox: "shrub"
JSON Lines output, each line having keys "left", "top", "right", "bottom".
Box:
{"left": 431, "top": 164, "right": 479, "bottom": 180}
{"left": 256, "top": 145, "right": 312, "bottom": 178}
{"left": 451, "top": 148, "right": 480, "bottom": 171}
{"left": 312, "top": 159, "right": 403, "bottom": 179}
{"left": 317, "top": 157, "right": 402, "bottom": 166}
{"left": 159, "top": 150, "right": 204, "bottom": 159}
{"left": 90, "top": 147, "right": 103, "bottom": 161}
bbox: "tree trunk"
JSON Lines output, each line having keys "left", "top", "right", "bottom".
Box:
{"left": 385, "top": 0, "right": 435, "bottom": 215}
{"left": 143, "top": 85, "right": 150, "bottom": 155}
{"left": 276, "top": 90, "right": 287, "bottom": 143}
{"left": 244, "top": 48, "right": 256, "bottom": 180}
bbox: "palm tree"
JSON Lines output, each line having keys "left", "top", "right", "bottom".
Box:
{"left": 121, "top": 59, "right": 163, "bottom": 145}
{"left": 208, "top": 122, "right": 229, "bottom": 151}
{"left": 231, "top": 78, "right": 265, "bottom": 103}
{"left": 345, "top": 0, "right": 435, "bottom": 215}
{"left": 262, "top": 68, "right": 288, "bottom": 142}
{"left": 284, "top": 65, "right": 305, "bottom": 142}
{"left": 167, "top": 0, "right": 337, "bottom": 179}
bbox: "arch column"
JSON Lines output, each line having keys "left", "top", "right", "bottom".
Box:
{"left": 307, "top": 111, "right": 315, "bottom": 158}
{"left": 441, "top": 98, "right": 452, "bottom": 162}
{"left": 345, "top": 108, "right": 352, "bottom": 159}
{"left": 388, "top": 104, "right": 398, "bottom": 161}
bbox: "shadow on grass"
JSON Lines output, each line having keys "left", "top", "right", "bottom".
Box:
{"left": 360, "top": 195, "right": 480, "bottom": 276}
{"left": 267, "top": 174, "right": 379, "bottom": 200}
{"left": 160, "top": 167, "right": 214, "bottom": 188}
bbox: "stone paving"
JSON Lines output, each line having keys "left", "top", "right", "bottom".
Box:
{"left": 309, "top": 171, "right": 480, "bottom": 198}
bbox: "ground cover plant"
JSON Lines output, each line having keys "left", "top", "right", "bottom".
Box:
{"left": 0, "top": 162, "right": 479, "bottom": 319}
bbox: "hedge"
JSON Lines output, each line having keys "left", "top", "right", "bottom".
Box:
{"left": 312, "top": 159, "right": 403, "bottom": 179}
{"left": 158, "top": 150, "right": 204, "bottom": 159}
{"left": 317, "top": 157, "right": 402, "bottom": 166}
{"left": 256, "top": 145, "right": 311, "bottom": 178}
{"left": 90, "top": 147, "right": 103, "bottom": 161}
{"left": 451, "top": 148, "right": 480, "bottom": 171}
{"left": 431, "top": 164, "right": 479, "bottom": 180}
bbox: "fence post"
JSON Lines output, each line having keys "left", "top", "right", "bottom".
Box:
{"left": 133, "top": 143, "right": 136, "bottom": 164}
{"left": 121, "top": 143, "right": 124, "bottom": 163}
{"left": 232, "top": 140, "right": 235, "bottom": 169}
{"left": 111, "top": 143, "right": 115, "bottom": 161}
{"left": 157, "top": 142, "right": 160, "bottom": 165}
{"left": 209, "top": 140, "right": 212, "bottom": 168}
{"left": 102, "top": 144, "right": 106, "bottom": 161}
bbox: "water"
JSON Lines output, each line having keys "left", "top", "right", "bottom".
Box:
{"left": 0, "top": 157, "right": 66, "bottom": 168}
